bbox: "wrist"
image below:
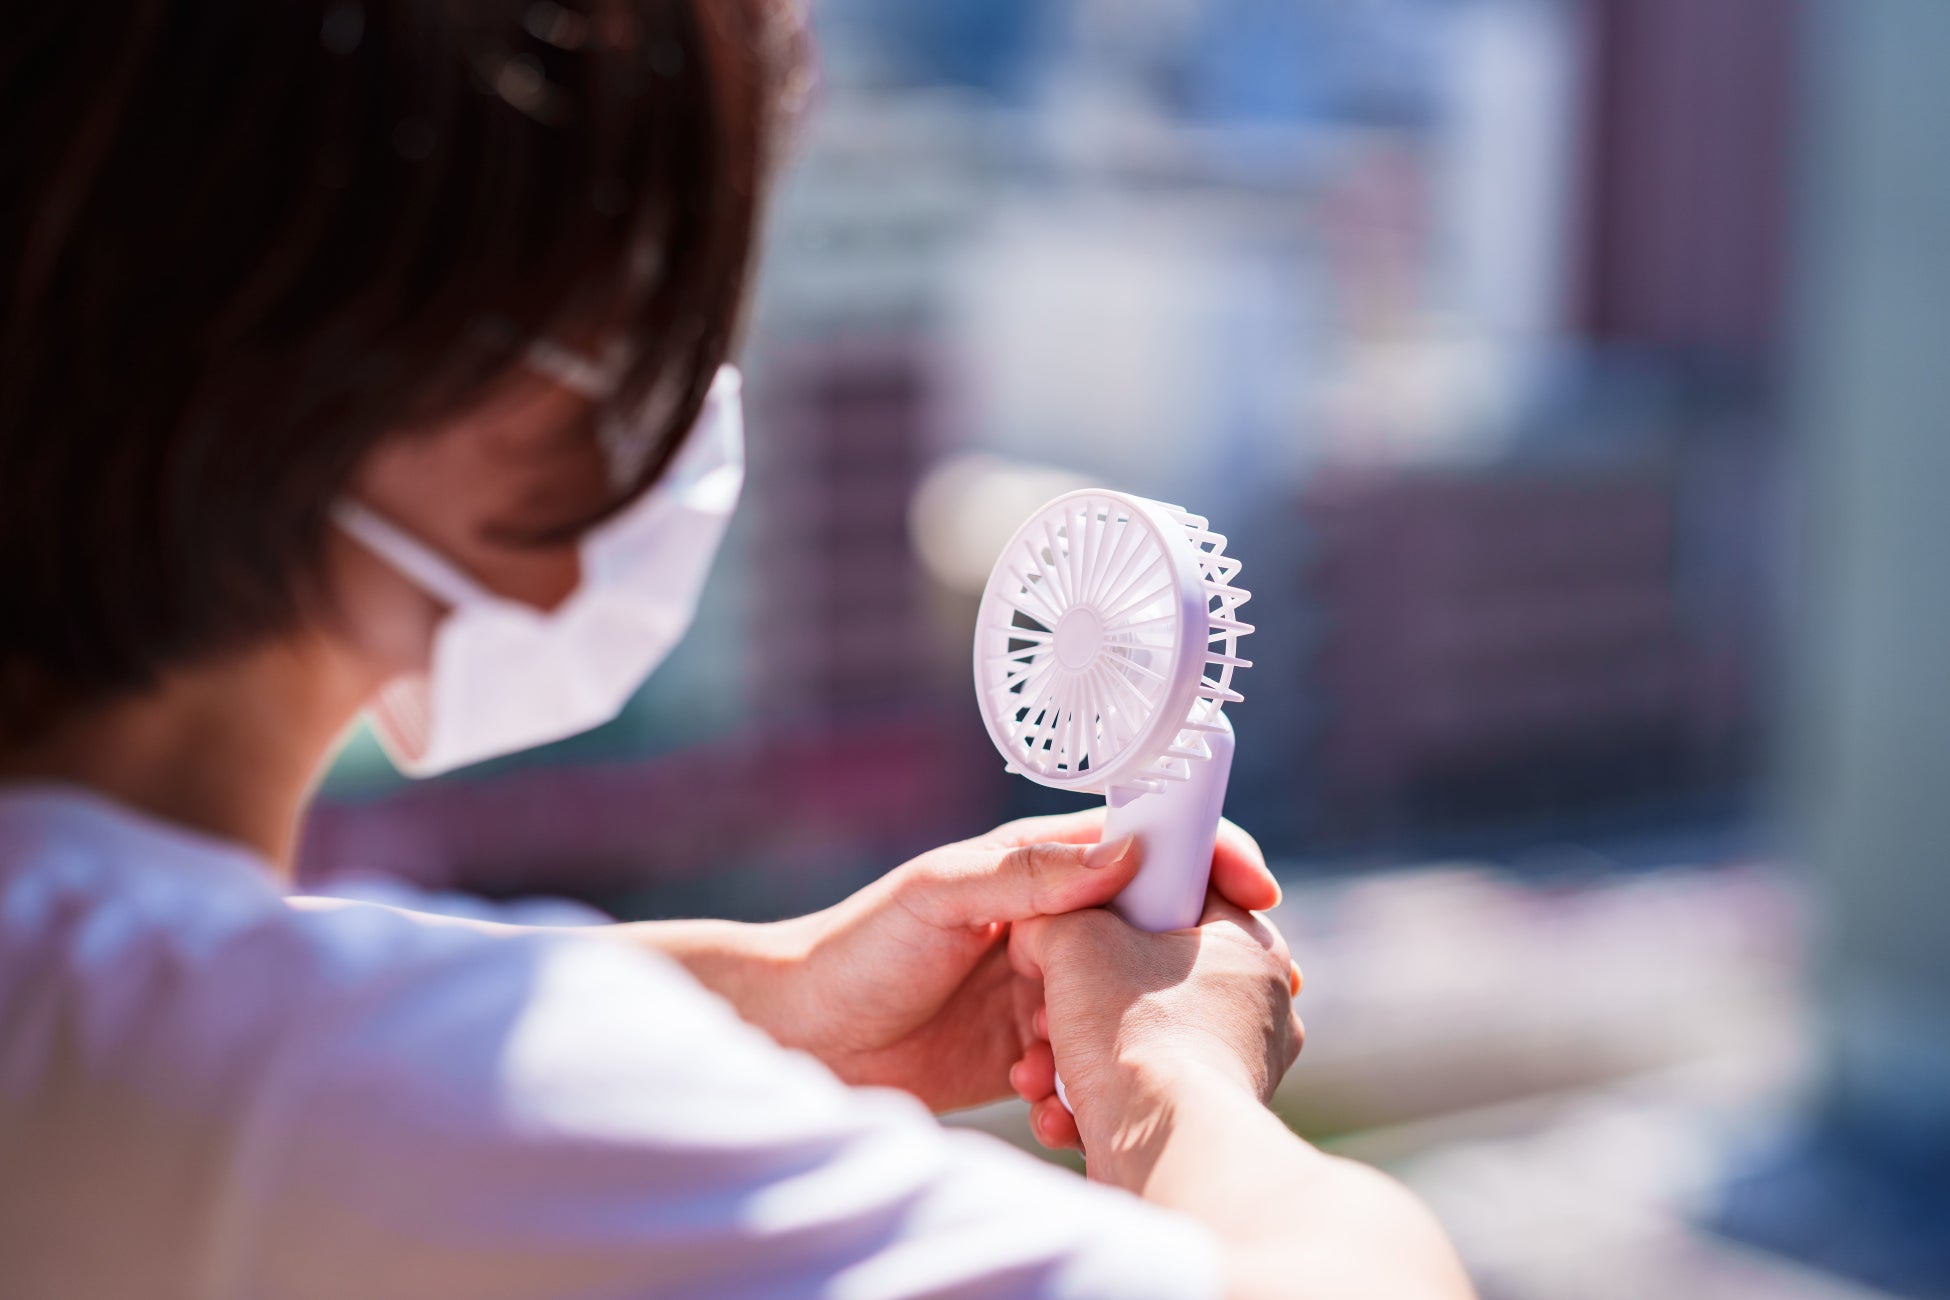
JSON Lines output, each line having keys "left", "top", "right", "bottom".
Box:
{"left": 1082, "top": 1053, "right": 1264, "bottom": 1190}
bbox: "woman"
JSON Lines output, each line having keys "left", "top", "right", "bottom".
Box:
{"left": 0, "top": 3, "right": 1471, "bottom": 1297}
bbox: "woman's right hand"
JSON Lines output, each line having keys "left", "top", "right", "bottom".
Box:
{"left": 1007, "top": 891, "right": 1304, "bottom": 1176}
{"left": 1011, "top": 885, "right": 1477, "bottom": 1300}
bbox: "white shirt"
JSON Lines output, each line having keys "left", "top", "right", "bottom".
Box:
{"left": 0, "top": 787, "right": 1220, "bottom": 1299}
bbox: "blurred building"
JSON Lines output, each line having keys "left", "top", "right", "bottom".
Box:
{"left": 1296, "top": 460, "right": 1749, "bottom": 845}
{"left": 1574, "top": 0, "right": 1794, "bottom": 366}
{"left": 745, "top": 341, "right": 936, "bottom": 721}
{"left": 1255, "top": 0, "right": 1792, "bottom": 856}
{"left": 741, "top": 95, "right": 996, "bottom": 729}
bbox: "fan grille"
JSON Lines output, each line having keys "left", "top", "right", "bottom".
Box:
{"left": 975, "top": 491, "right": 1251, "bottom": 793}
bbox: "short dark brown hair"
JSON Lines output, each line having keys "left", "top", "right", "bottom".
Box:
{"left": 0, "top": 0, "right": 798, "bottom": 725}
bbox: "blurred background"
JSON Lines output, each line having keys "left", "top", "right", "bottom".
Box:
{"left": 301, "top": 1, "right": 1950, "bottom": 1296}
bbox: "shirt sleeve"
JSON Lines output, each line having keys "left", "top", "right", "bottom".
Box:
{"left": 227, "top": 903, "right": 1223, "bottom": 1300}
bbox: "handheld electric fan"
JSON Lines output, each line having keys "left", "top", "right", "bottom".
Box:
{"left": 974, "top": 487, "right": 1252, "bottom": 950}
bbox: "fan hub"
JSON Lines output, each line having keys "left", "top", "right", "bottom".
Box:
{"left": 1053, "top": 608, "right": 1105, "bottom": 671}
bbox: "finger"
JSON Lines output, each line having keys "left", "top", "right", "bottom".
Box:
{"left": 1198, "top": 888, "right": 1260, "bottom": 929}
{"left": 981, "top": 808, "right": 1108, "bottom": 848}
{"left": 1012, "top": 970, "right": 1045, "bottom": 1046}
{"left": 987, "top": 815, "right": 1277, "bottom": 914}
{"left": 1209, "top": 819, "right": 1281, "bottom": 913}
{"left": 916, "top": 835, "right": 1141, "bottom": 930}
{"left": 1030, "top": 1095, "right": 1083, "bottom": 1151}
{"left": 985, "top": 815, "right": 1277, "bottom": 918}
{"left": 1034, "top": 1005, "right": 1049, "bottom": 1040}
{"left": 1197, "top": 890, "right": 1292, "bottom": 964}
{"left": 1010, "top": 1039, "right": 1057, "bottom": 1102}
{"left": 1008, "top": 914, "right": 1052, "bottom": 981}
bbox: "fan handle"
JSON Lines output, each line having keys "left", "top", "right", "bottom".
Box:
{"left": 1054, "top": 714, "right": 1235, "bottom": 1115}
{"left": 1104, "top": 713, "right": 1235, "bottom": 933}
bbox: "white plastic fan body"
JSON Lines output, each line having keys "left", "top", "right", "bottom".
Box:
{"left": 974, "top": 487, "right": 1252, "bottom": 936}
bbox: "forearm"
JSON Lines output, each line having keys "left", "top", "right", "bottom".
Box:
{"left": 615, "top": 916, "right": 809, "bottom": 1033}
{"left": 288, "top": 896, "right": 810, "bottom": 1037}
{"left": 1094, "top": 1063, "right": 1474, "bottom": 1300}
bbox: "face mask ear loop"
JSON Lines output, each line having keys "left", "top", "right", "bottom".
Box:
{"left": 331, "top": 501, "right": 501, "bottom": 611}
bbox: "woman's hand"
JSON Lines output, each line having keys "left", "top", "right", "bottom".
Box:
{"left": 1003, "top": 895, "right": 1473, "bottom": 1300}
{"left": 1006, "top": 891, "right": 1305, "bottom": 1163}
{"left": 744, "top": 810, "right": 1282, "bottom": 1113}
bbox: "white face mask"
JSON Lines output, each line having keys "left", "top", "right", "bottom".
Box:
{"left": 332, "top": 358, "right": 744, "bottom": 777}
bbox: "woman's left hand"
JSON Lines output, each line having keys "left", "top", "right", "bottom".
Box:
{"left": 747, "top": 810, "right": 1282, "bottom": 1113}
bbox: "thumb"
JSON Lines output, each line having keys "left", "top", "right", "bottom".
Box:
{"left": 909, "top": 834, "right": 1140, "bottom": 930}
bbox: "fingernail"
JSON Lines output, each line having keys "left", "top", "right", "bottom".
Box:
{"left": 1085, "top": 834, "right": 1136, "bottom": 870}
